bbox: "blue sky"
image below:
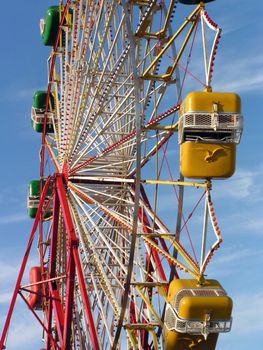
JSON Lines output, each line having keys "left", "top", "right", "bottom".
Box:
{"left": 0, "top": 0, "right": 262, "bottom": 349}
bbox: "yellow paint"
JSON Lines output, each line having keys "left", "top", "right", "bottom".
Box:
{"left": 143, "top": 179, "right": 208, "bottom": 188}
{"left": 180, "top": 91, "right": 241, "bottom": 115}
{"left": 136, "top": 0, "right": 176, "bottom": 39}
{"left": 142, "top": 236, "right": 202, "bottom": 280}
{"left": 142, "top": 5, "right": 201, "bottom": 80}
{"left": 164, "top": 279, "right": 232, "bottom": 350}
{"left": 164, "top": 332, "right": 218, "bottom": 350}
{"left": 180, "top": 142, "right": 236, "bottom": 179}
{"left": 178, "top": 296, "right": 232, "bottom": 320}
{"left": 167, "top": 279, "right": 221, "bottom": 300}
{"left": 179, "top": 91, "right": 242, "bottom": 179}
{"left": 135, "top": 286, "right": 163, "bottom": 326}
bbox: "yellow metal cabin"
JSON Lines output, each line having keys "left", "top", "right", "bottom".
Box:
{"left": 179, "top": 91, "right": 243, "bottom": 179}
{"left": 164, "top": 279, "right": 232, "bottom": 350}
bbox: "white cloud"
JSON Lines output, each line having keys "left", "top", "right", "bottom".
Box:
{"left": 0, "top": 292, "right": 12, "bottom": 304}
{"left": 205, "top": 243, "right": 263, "bottom": 285}
{"left": 214, "top": 0, "right": 260, "bottom": 35}
{"left": 0, "top": 256, "right": 40, "bottom": 289}
{"left": 0, "top": 213, "right": 28, "bottom": 225}
{"left": 233, "top": 292, "right": 263, "bottom": 334}
{"left": 142, "top": 166, "right": 263, "bottom": 240}
{"left": 216, "top": 292, "right": 263, "bottom": 349}
{"left": 212, "top": 50, "right": 263, "bottom": 93}
{"left": 20, "top": 87, "right": 37, "bottom": 98}
{"left": 5, "top": 313, "right": 43, "bottom": 349}
{"left": 206, "top": 166, "right": 263, "bottom": 237}
{"left": 215, "top": 247, "right": 263, "bottom": 265}
{"left": 0, "top": 254, "right": 42, "bottom": 349}
{"left": 201, "top": 0, "right": 263, "bottom": 95}
{"left": 0, "top": 184, "right": 26, "bottom": 205}
{"left": 214, "top": 166, "right": 263, "bottom": 202}
{"left": 6, "top": 86, "right": 44, "bottom": 103}
{"left": 216, "top": 209, "right": 263, "bottom": 238}
{"left": 0, "top": 263, "right": 20, "bottom": 284}
{"left": 244, "top": 216, "right": 263, "bottom": 231}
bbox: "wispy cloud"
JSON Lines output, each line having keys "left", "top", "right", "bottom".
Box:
{"left": 215, "top": 246, "right": 263, "bottom": 265}
{"left": 244, "top": 216, "right": 263, "bottom": 232}
{"left": 0, "top": 262, "right": 20, "bottom": 284}
{"left": 5, "top": 86, "right": 45, "bottom": 103}
{"left": 16, "top": 87, "right": 36, "bottom": 100}
{"left": 213, "top": 53, "right": 263, "bottom": 93}
{"left": 0, "top": 184, "right": 27, "bottom": 207}
{"left": 0, "top": 213, "right": 28, "bottom": 225}
{"left": 216, "top": 292, "right": 263, "bottom": 349}
{"left": 214, "top": 166, "right": 263, "bottom": 202}
{"left": 214, "top": 0, "right": 260, "bottom": 35}
{"left": 0, "top": 256, "right": 39, "bottom": 288}
{"left": 207, "top": 166, "right": 263, "bottom": 237}
{"left": 0, "top": 292, "right": 12, "bottom": 304}
{"left": 207, "top": 245, "right": 263, "bottom": 277}
{"left": 233, "top": 292, "right": 263, "bottom": 334}
{"left": 5, "top": 314, "right": 42, "bottom": 349}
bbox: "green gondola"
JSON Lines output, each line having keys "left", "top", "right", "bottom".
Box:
{"left": 41, "top": 5, "right": 72, "bottom": 46}
{"left": 31, "top": 91, "right": 55, "bottom": 133}
{"left": 41, "top": 6, "right": 60, "bottom": 46}
{"left": 27, "top": 180, "right": 52, "bottom": 219}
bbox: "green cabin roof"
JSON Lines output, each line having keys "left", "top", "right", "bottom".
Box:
{"left": 32, "top": 90, "right": 55, "bottom": 110}
{"left": 32, "top": 91, "right": 55, "bottom": 133}
{"left": 28, "top": 180, "right": 52, "bottom": 198}
{"left": 33, "top": 91, "right": 47, "bottom": 110}
{"left": 42, "top": 6, "right": 60, "bottom": 46}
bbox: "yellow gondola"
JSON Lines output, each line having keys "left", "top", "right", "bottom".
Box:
{"left": 179, "top": 91, "right": 243, "bottom": 179}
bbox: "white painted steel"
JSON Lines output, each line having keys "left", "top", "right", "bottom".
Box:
{"left": 41, "top": 1, "right": 226, "bottom": 349}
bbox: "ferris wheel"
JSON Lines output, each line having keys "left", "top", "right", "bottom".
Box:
{"left": 0, "top": 1, "right": 243, "bottom": 349}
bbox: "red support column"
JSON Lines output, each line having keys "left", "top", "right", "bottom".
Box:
{"left": 1, "top": 174, "right": 101, "bottom": 350}
{"left": 50, "top": 286, "right": 65, "bottom": 345}
{"left": 56, "top": 175, "right": 100, "bottom": 350}
{"left": 73, "top": 249, "right": 100, "bottom": 350}
{"left": 46, "top": 189, "right": 61, "bottom": 349}
{"left": 63, "top": 248, "right": 76, "bottom": 349}
{"left": 18, "top": 292, "right": 59, "bottom": 350}
{"left": 0, "top": 178, "right": 52, "bottom": 349}
{"left": 46, "top": 298, "right": 54, "bottom": 350}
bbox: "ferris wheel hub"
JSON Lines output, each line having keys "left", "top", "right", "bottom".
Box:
{"left": 62, "top": 161, "right": 69, "bottom": 184}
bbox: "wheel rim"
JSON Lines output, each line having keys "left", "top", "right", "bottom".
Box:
{"left": 43, "top": 1, "right": 221, "bottom": 348}
{"left": 0, "top": 1, "right": 233, "bottom": 349}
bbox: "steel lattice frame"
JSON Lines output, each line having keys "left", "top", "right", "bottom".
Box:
{"left": 0, "top": 1, "right": 225, "bottom": 349}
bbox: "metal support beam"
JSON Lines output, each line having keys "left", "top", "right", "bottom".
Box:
{"left": 143, "top": 179, "right": 208, "bottom": 188}
{"left": 47, "top": 189, "right": 61, "bottom": 349}
{"left": 56, "top": 175, "right": 100, "bottom": 350}
{"left": 0, "top": 178, "right": 52, "bottom": 350}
